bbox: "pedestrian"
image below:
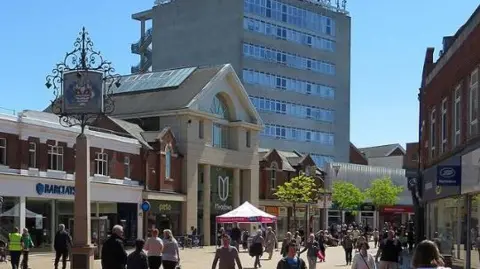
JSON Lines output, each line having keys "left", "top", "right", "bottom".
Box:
{"left": 352, "top": 227, "right": 360, "bottom": 248}
{"left": 127, "top": 239, "right": 148, "bottom": 269}
{"left": 276, "top": 241, "right": 307, "bottom": 269}
{"left": 249, "top": 230, "right": 264, "bottom": 269}
{"left": 299, "top": 233, "right": 319, "bottom": 269}
{"left": 264, "top": 226, "right": 277, "bottom": 260}
{"left": 230, "top": 223, "right": 242, "bottom": 249}
{"left": 8, "top": 227, "right": 22, "bottom": 269}
{"left": 101, "top": 225, "right": 128, "bottom": 269}
{"left": 162, "top": 229, "right": 180, "bottom": 269}
{"left": 316, "top": 230, "right": 326, "bottom": 262}
{"left": 342, "top": 233, "right": 354, "bottom": 265}
{"left": 411, "top": 240, "right": 448, "bottom": 269}
{"left": 373, "top": 228, "right": 380, "bottom": 248}
{"left": 351, "top": 242, "right": 375, "bottom": 269}
{"left": 54, "top": 224, "right": 72, "bottom": 269}
{"left": 280, "top": 232, "right": 293, "bottom": 257}
{"left": 20, "top": 228, "right": 34, "bottom": 269}
{"left": 212, "top": 234, "right": 243, "bottom": 269}
{"left": 375, "top": 229, "right": 403, "bottom": 269}
{"left": 144, "top": 228, "right": 163, "bottom": 269}
{"left": 295, "top": 231, "right": 302, "bottom": 251}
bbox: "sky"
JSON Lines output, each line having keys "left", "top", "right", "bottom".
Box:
{"left": 0, "top": 1, "right": 478, "bottom": 149}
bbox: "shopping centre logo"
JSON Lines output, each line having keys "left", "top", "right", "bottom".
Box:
{"left": 218, "top": 176, "right": 229, "bottom": 202}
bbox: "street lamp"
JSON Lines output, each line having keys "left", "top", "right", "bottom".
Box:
{"left": 45, "top": 27, "right": 121, "bottom": 269}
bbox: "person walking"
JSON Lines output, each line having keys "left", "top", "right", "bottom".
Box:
{"left": 20, "top": 228, "right": 34, "bottom": 269}
{"left": 299, "top": 233, "right": 319, "bottom": 269}
{"left": 8, "top": 227, "right": 22, "bottom": 269}
{"left": 411, "top": 240, "right": 449, "bottom": 269}
{"left": 127, "top": 239, "right": 149, "bottom": 269}
{"left": 342, "top": 233, "right": 354, "bottom": 265}
{"left": 276, "top": 241, "right": 307, "bottom": 269}
{"left": 373, "top": 228, "right": 380, "bottom": 248}
{"left": 231, "top": 224, "right": 242, "bottom": 250}
{"left": 351, "top": 242, "right": 375, "bottom": 269}
{"left": 212, "top": 234, "right": 243, "bottom": 269}
{"left": 101, "top": 225, "right": 128, "bottom": 269}
{"left": 375, "top": 229, "right": 403, "bottom": 269}
{"left": 264, "top": 227, "right": 277, "bottom": 260}
{"left": 54, "top": 224, "right": 72, "bottom": 269}
{"left": 280, "top": 232, "right": 293, "bottom": 257}
{"left": 249, "top": 230, "right": 264, "bottom": 269}
{"left": 162, "top": 229, "right": 180, "bottom": 269}
{"left": 143, "top": 228, "right": 163, "bottom": 269}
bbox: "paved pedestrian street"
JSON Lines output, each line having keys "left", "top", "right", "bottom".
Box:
{"left": 0, "top": 244, "right": 389, "bottom": 269}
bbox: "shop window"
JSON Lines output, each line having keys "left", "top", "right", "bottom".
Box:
{"left": 48, "top": 145, "right": 63, "bottom": 171}
{"left": 270, "top": 162, "right": 277, "bottom": 190}
{"left": 28, "top": 142, "right": 36, "bottom": 168}
{"left": 0, "top": 138, "right": 6, "bottom": 165}
{"left": 95, "top": 151, "right": 108, "bottom": 176}
{"left": 165, "top": 145, "right": 171, "bottom": 180}
{"left": 124, "top": 156, "right": 130, "bottom": 179}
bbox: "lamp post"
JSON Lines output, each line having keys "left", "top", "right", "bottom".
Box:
{"left": 45, "top": 28, "right": 121, "bottom": 269}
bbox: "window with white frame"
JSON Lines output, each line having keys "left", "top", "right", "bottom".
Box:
{"left": 95, "top": 151, "right": 108, "bottom": 176}
{"left": 441, "top": 98, "right": 447, "bottom": 153}
{"left": 470, "top": 68, "right": 478, "bottom": 136}
{"left": 28, "top": 142, "right": 36, "bottom": 168}
{"left": 165, "top": 145, "right": 171, "bottom": 179}
{"left": 0, "top": 138, "right": 6, "bottom": 165}
{"left": 270, "top": 162, "right": 277, "bottom": 190}
{"left": 48, "top": 145, "right": 63, "bottom": 171}
{"left": 124, "top": 156, "right": 130, "bottom": 179}
{"left": 430, "top": 108, "right": 436, "bottom": 158}
{"left": 453, "top": 85, "right": 461, "bottom": 147}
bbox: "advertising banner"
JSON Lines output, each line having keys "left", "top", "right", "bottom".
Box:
{"left": 211, "top": 166, "right": 233, "bottom": 214}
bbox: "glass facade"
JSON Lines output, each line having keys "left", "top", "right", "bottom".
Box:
{"left": 309, "top": 154, "right": 334, "bottom": 168}
{"left": 244, "top": 0, "right": 336, "bottom": 36}
{"left": 242, "top": 69, "right": 335, "bottom": 99}
{"left": 249, "top": 96, "right": 334, "bottom": 123}
{"left": 243, "top": 17, "right": 335, "bottom": 52}
{"left": 243, "top": 43, "right": 335, "bottom": 75}
{"left": 261, "top": 124, "right": 334, "bottom": 145}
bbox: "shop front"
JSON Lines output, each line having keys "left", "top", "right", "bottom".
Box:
{"left": 379, "top": 205, "right": 414, "bottom": 227}
{"left": 0, "top": 174, "right": 143, "bottom": 250}
{"left": 423, "top": 156, "right": 462, "bottom": 262}
{"left": 145, "top": 200, "right": 182, "bottom": 236}
{"left": 359, "top": 203, "right": 376, "bottom": 229}
{"left": 263, "top": 206, "right": 288, "bottom": 236}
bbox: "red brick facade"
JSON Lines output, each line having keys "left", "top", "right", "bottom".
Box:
{"left": 0, "top": 117, "right": 183, "bottom": 193}
{"left": 404, "top": 142, "right": 419, "bottom": 170}
{"left": 349, "top": 142, "right": 368, "bottom": 165}
{"left": 420, "top": 11, "right": 480, "bottom": 168}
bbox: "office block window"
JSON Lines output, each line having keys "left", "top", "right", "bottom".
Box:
{"left": 261, "top": 124, "right": 334, "bottom": 145}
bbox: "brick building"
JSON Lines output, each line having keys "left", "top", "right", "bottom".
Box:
{"left": 258, "top": 148, "right": 324, "bottom": 236}
{"left": 419, "top": 5, "right": 480, "bottom": 265}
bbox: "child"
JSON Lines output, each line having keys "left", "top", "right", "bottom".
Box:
{"left": 127, "top": 239, "right": 148, "bottom": 269}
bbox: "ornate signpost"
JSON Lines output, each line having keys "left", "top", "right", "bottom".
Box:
{"left": 45, "top": 28, "right": 121, "bottom": 269}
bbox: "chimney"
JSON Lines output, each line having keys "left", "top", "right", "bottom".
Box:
{"left": 442, "top": 36, "right": 455, "bottom": 53}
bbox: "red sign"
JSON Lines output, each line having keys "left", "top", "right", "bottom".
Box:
{"left": 381, "top": 205, "right": 414, "bottom": 214}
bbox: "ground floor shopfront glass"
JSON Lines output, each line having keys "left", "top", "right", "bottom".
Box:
{"left": 145, "top": 200, "right": 182, "bottom": 236}
{"left": 0, "top": 196, "right": 21, "bottom": 243}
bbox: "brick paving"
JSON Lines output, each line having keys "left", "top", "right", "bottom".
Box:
{"left": 0, "top": 243, "right": 408, "bottom": 269}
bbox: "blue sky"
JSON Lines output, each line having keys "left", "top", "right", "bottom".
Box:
{"left": 0, "top": 1, "right": 478, "bottom": 148}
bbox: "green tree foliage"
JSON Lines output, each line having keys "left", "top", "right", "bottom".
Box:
{"left": 274, "top": 174, "right": 321, "bottom": 230}
{"left": 331, "top": 181, "right": 365, "bottom": 211}
{"left": 365, "top": 177, "right": 403, "bottom": 208}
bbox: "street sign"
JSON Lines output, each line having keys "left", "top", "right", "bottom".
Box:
{"left": 141, "top": 201, "right": 151, "bottom": 212}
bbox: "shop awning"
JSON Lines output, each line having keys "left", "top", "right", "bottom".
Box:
{"left": 216, "top": 201, "right": 277, "bottom": 223}
{"left": 0, "top": 204, "right": 43, "bottom": 218}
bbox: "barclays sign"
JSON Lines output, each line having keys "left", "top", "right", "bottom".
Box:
{"left": 437, "top": 165, "right": 461, "bottom": 186}
{"left": 36, "top": 183, "right": 75, "bottom": 196}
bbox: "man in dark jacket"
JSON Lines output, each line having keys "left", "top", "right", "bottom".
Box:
{"left": 101, "top": 225, "right": 127, "bottom": 269}
{"left": 277, "top": 242, "right": 306, "bottom": 269}
{"left": 127, "top": 239, "right": 148, "bottom": 269}
{"left": 54, "top": 224, "right": 72, "bottom": 269}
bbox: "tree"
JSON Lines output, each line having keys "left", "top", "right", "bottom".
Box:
{"left": 331, "top": 181, "right": 365, "bottom": 221}
{"left": 274, "top": 173, "right": 321, "bottom": 231}
{"left": 365, "top": 177, "right": 403, "bottom": 209}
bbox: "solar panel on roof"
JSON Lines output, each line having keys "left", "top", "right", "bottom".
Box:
{"left": 112, "top": 67, "right": 197, "bottom": 94}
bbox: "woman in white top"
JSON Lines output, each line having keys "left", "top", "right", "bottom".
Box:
{"left": 411, "top": 240, "right": 450, "bottom": 269}
{"left": 161, "top": 229, "right": 180, "bottom": 269}
{"left": 351, "top": 242, "right": 375, "bottom": 269}
{"left": 144, "top": 229, "right": 164, "bottom": 269}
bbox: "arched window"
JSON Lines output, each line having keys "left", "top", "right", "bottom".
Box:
{"left": 165, "top": 145, "right": 171, "bottom": 179}
{"left": 210, "top": 94, "right": 229, "bottom": 119}
{"left": 270, "top": 162, "right": 278, "bottom": 190}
